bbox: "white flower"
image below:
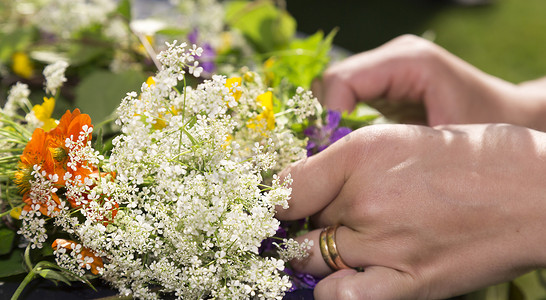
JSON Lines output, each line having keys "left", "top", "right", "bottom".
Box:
{"left": 43, "top": 60, "right": 69, "bottom": 95}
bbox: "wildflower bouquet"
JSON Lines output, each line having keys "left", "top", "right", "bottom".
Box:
{"left": 0, "top": 0, "right": 335, "bottom": 126}
{"left": 1, "top": 37, "right": 339, "bottom": 298}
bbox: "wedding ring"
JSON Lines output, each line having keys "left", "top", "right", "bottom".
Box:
{"left": 319, "top": 227, "right": 337, "bottom": 270}
{"left": 319, "top": 225, "right": 351, "bottom": 270}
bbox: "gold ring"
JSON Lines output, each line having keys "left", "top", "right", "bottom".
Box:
{"left": 319, "top": 225, "right": 351, "bottom": 270}
{"left": 319, "top": 227, "right": 337, "bottom": 270}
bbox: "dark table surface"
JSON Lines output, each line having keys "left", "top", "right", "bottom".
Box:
{"left": 0, "top": 279, "right": 314, "bottom": 300}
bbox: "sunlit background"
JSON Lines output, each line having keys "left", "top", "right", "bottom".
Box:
{"left": 288, "top": 0, "right": 546, "bottom": 83}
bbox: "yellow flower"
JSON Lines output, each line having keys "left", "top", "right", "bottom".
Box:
{"left": 33, "top": 97, "right": 57, "bottom": 131}
{"left": 10, "top": 207, "right": 22, "bottom": 220}
{"left": 247, "top": 91, "right": 275, "bottom": 132}
{"left": 146, "top": 76, "right": 155, "bottom": 86}
{"left": 225, "top": 77, "right": 242, "bottom": 101}
{"left": 12, "top": 52, "right": 34, "bottom": 79}
{"left": 222, "top": 134, "right": 233, "bottom": 149}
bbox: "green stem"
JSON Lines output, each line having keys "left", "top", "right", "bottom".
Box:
{"left": 10, "top": 267, "right": 37, "bottom": 300}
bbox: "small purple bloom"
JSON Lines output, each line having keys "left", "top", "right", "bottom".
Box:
{"left": 259, "top": 225, "right": 287, "bottom": 254}
{"left": 284, "top": 267, "right": 321, "bottom": 291}
{"left": 187, "top": 29, "right": 216, "bottom": 73}
{"left": 304, "top": 110, "right": 351, "bottom": 156}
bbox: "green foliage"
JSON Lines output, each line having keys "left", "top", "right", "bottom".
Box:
{"left": 226, "top": 0, "right": 296, "bottom": 53}
{"left": 0, "top": 247, "right": 25, "bottom": 277}
{"left": 74, "top": 69, "right": 147, "bottom": 125}
{"left": 0, "top": 228, "right": 15, "bottom": 255}
{"left": 264, "top": 29, "right": 336, "bottom": 90}
{"left": 0, "top": 27, "right": 36, "bottom": 63}
{"left": 340, "top": 103, "right": 381, "bottom": 129}
{"left": 116, "top": 0, "right": 132, "bottom": 20}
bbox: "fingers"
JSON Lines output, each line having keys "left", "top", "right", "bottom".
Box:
{"left": 290, "top": 226, "right": 372, "bottom": 278}
{"left": 275, "top": 133, "right": 353, "bottom": 221}
{"left": 314, "top": 266, "right": 420, "bottom": 300}
{"left": 318, "top": 34, "right": 441, "bottom": 112}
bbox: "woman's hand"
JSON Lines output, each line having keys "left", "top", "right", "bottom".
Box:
{"left": 277, "top": 123, "right": 546, "bottom": 299}
{"left": 316, "top": 35, "right": 546, "bottom": 131}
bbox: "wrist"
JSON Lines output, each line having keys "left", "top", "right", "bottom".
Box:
{"left": 506, "top": 80, "right": 546, "bottom": 131}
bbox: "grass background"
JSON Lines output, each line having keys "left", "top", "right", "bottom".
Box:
{"left": 286, "top": 0, "right": 546, "bottom": 83}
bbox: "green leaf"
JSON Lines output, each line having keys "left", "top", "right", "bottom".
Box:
{"left": 117, "top": 0, "right": 132, "bottom": 20}
{"left": 0, "top": 248, "right": 26, "bottom": 278}
{"left": 37, "top": 269, "right": 72, "bottom": 286}
{"left": 66, "top": 42, "right": 110, "bottom": 67}
{"left": 156, "top": 27, "right": 189, "bottom": 37}
{"left": 0, "top": 228, "right": 15, "bottom": 255}
{"left": 340, "top": 103, "right": 381, "bottom": 129}
{"left": 265, "top": 29, "right": 336, "bottom": 89}
{"left": 225, "top": 0, "right": 296, "bottom": 53}
{"left": 74, "top": 69, "right": 147, "bottom": 125}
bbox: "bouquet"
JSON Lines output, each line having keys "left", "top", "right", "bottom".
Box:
{"left": 0, "top": 1, "right": 383, "bottom": 299}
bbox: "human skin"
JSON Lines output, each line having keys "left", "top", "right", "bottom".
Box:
{"left": 275, "top": 35, "right": 546, "bottom": 299}
{"left": 315, "top": 34, "right": 546, "bottom": 131}
{"left": 277, "top": 123, "right": 546, "bottom": 299}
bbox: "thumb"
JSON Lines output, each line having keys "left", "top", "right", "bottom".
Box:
{"left": 314, "top": 266, "right": 421, "bottom": 300}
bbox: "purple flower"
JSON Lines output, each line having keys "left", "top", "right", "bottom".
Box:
{"left": 259, "top": 225, "right": 287, "bottom": 254}
{"left": 187, "top": 29, "right": 216, "bottom": 73}
{"left": 284, "top": 267, "right": 321, "bottom": 291}
{"left": 304, "top": 110, "right": 351, "bottom": 156}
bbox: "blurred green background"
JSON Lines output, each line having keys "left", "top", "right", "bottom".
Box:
{"left": 287, "top": 0, "right": 546, "bottom": 83}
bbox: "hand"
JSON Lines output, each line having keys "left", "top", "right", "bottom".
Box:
{"left": 316, "top": 35, "right": 546, "bottom": 131}
{"left": 276, "top": 123, "right": 546, "bottom": 299}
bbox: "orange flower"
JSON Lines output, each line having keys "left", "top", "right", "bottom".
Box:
{"left": 22, "top": 192, "right": 62, "bottom": 217}
{"left": 52, "top": 239, "right": 103, "bottom": 275}
{"left": 67, "top": 171, "right": 119, "bottom": 225}
{"left": 14, "top": 128, "right": 48, "bottom": 194}
{"left": 46, "top": 109, "right": 94, "bottom": 186}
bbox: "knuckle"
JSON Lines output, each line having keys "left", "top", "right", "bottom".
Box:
{"left": 389, "top": 34, "right": 442, "bottom": 63}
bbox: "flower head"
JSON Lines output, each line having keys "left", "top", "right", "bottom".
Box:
{"left": 14, "top": 129, "right": 48, "bottom": 194}
{"left": 32, "top": 97, "right": 57, "bottom": 131}
{"left": 304, "top": 110, "right": 351, "bottom": 156}
{"left": 43, "top": 60, "right": 69, "bottom": 95}
{"left": 52, "top": 239, "right": 104, "bottom": 275}
{"left": 12, "top": 52, "right": 34, "bottom": 79}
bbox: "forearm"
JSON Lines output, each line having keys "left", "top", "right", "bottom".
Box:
{"left": 511, "top": 76, "right": 546, "bottom": 132}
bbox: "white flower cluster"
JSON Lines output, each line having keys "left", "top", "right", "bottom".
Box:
{"left": 31, "top": 0, "right": 116, "bottom": 38}
{"left": 2, "top": 82, "right": 31, "bottom": 119}
{"left": 286, "top": 87, "right": 323, "bottom": 123}
{"left": 169, "top": 0, "right": 225, "bottom": 48}
{"left": 43, "top": 60, "right": 69, "bottom": 95}
{"left": 17, "top": 165, "right": 62, "bottom": 249}
{"left": 12, "top": 42, "right": 314, "bottom": 299}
